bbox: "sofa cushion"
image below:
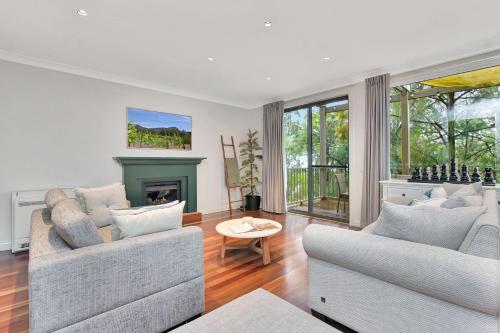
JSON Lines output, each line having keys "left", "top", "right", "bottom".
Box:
{"left": 410, "top": 197, "right": 447, "bottom": 207}
{"left": 443, "top": 181, "right": 482, "bottom": 197}
{"left": 51, "top": 199, "right": 104, "bottom": 248}
{"left": 430, "top": 186, "right": 447, "bottom": 199}
{"left": 29, "top": 208, "right": 72, "bottom": 259}
{"left": 373, "top": 201, "right": 486, "bottom": 250}
{"left": 44, "top": 188, "right": 68, "bottom": 212}
{"left": 77, "top": 183, "right": 129, "bottom": 227}
{"left": 111, "top": 201, "right": 185, "bottom": 240}
{"left": 459, "top": 190, "right": 500, "bottom": 260}
{"left": 440, "top": 195, "right": 483, "bottom": 209}
{"left": 97, "top": 225, "right": 113, "bottom": 242}
{"left": 361, "top": 220, "right": 378, "bottom": 234}
{"left": 462, "top": 195, "right": 484, "bottom": 206}
{"left": 74, "top": 182, "right": 122, "bottom": 212}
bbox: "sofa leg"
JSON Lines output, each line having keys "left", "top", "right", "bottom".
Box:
{"left": 310, "top": 309, "right": 357, "bottom": 333}
{"left": 311, "top": 309, "right": 327, "bottom": 322}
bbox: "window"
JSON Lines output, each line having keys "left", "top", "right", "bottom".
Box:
{"left": 390, "top": 66, "right": 500, "bottom": 181}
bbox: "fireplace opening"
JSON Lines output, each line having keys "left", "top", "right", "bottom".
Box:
{"left": 142, "top": 180, "right": 181, "bottom": 205}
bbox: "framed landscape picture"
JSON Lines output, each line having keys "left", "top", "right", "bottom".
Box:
{"left": 127, "top": 107, "right": 192, "bottom": 150}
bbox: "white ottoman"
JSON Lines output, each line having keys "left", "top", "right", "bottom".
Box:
{"left": 172, "top": 289, "right": 340, "bottom": 333}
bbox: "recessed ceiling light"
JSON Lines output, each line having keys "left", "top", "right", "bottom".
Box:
{"left": 266, "top": 77, "right": 272, "bottom": 81}
{"left": 323, "top": 57, "right": 331, "bottom": 60}
{"left": 207, "top": 57, "right": 215, "bottom": 61}
{"left": 76, "top": 9, "right": 88, "bottom": 16}
{"left": 264, "top": 21, "right": 272, "bottom": 28}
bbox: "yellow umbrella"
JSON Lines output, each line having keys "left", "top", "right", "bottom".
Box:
{"left": 422, "top": 65, "right": 500, "bottom": 89}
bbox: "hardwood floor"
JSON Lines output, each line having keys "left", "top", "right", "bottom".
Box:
{"left": 0, "top": 248, "right": 29, "bottom": 333}
{"left": 0, "top": 210, "right": 348, "bottom": 332}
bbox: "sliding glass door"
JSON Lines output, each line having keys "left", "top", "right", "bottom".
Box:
{"left": 284, "top": 97, "right": 349, "bottom": 221}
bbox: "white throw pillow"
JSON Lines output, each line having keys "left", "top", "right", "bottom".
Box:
{"left": 430, "top": 187, "right": 447, "bottom": 199}
{"left": 111, "top": 200, "right": 179, "bottom": 216}
{"left": 77, "top": 183, "right": 129, "bottom": 227}
{"left": 443, "top": 182, "right": 482, "bottom": 197}
{"left": 462, "top": 195, "right": 483, "bottom": 206}
{"left": 111, "top": 201, "right": 185, "bottom": 240}
{"left": 440, "top": 197, "right": 466, "bottom": 209}
{"left": 110, "top": 200, "right": 180, "bottom": 240}
{"left": 441, "top": 195, "right": 483, "bottom": 209}
{"left": 373, "top": 201, "right": 487, "bottom": 250}
{"left": 410, "top": 197, "right": 447, "bottom": 207}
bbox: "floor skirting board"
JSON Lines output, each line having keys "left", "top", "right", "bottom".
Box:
{"left": 0, "top": 241, "right": 11, "bottom": 252}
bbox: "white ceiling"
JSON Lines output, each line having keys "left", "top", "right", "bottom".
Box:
{"left": 1, "top": 0, "right": 500, "bottom": 109}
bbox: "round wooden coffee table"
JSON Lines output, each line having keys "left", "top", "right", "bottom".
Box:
{"left": 215, "top": 218, "right": 282, "bottom": 265}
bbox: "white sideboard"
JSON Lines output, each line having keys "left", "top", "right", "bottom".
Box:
{"left": 380, "top": 180, "right": 500, "bottom": 205}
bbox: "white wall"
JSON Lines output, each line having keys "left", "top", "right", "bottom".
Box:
{"left": 285, "top": 82, "right": 366, "bottom": 228}
{"left": 0, "top": 60, "right": 262, "bottom": 250}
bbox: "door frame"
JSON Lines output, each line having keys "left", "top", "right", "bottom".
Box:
{"left": 284, "top": 95, "right": 349, "bottom": 221}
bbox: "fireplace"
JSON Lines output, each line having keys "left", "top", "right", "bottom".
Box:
{"left": 142, "top": 179, "right": 181, "bottom": 205}
{"left": 114, "top": 157, "right": 206, "bottom": 212}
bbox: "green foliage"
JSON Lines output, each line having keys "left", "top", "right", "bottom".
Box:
{"left": 315, "top": 110, "right": 349, "bottom": 166}
{"left": 284, "top": 106, "right": 349, "bottom": 204}
{"left": 284, "top": 110, "right": 308, "bottom": 168}
{"left": 127, "top": 122, "right": 191, "bottom": 149}
{"left": 286, "top": 167, "right": 343, "bottom": 205}
{"left": 239, "top": 129, "right": 262, "bottom": 196}
{"left": 284, "top": 108, "right": 349, "bottom": 168}
{"left": 128, "top": 122, "right": 139, "bottom": 144}
{"left": 390, "top": 84, "right": 498, "bottom": 179}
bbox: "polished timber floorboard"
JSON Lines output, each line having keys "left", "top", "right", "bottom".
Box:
{"left": 0, "top": 210, "right": 349, "bottom": 333}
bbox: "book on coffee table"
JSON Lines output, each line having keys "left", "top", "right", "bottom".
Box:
{"left": 252, "top": 222, "right": 279, "bottom": 231}
{"left": 230, "top": 223, "right": 255, "bottom": 234}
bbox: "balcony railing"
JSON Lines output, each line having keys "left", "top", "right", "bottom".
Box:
{"left": 286, "top": 167, "right": 348, "bottom": 205}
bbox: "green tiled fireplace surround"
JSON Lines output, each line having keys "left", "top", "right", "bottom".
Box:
{"left": 113, "top": 157, "right": 206, "bottom": 212}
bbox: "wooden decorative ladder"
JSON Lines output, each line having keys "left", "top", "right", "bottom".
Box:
{"left": 220, "top": 135, "right": 245, "bottom": 214}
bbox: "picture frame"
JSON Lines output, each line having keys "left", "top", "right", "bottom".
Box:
{"left": 127, "top": 107, "right": 192, "bottom": 150}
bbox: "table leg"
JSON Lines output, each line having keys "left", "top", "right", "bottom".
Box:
{"left": 261, "top": 237, "right": 271, "bottom": 265}
{"left": 220, "top": 236, "right": 227, "bottom": 258}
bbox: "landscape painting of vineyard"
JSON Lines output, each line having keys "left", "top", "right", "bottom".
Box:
{"left": 127, "top": 107, "right": 192, "bottom": 150}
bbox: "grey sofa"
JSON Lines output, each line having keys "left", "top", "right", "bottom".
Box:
{"left": 29, "top": 208, "right": 204, "bottom": 333}
{"left": 303, "top": 189, "right": 500, "bottom": 333}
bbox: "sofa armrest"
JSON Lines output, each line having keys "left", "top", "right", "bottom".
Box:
{"left": 29, "top": 226, "right": 203, "bottom": 333}
{"left": 303, "top": 224, "right": 499, "bottom": 316}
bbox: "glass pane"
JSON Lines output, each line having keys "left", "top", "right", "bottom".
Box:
{"left": 284, "top": 108, "right": 309, "bottom": 212}
{"left": 311, "top": 98, "right": 349, "bottom": 220}
{"left": 390, "top": 66, "right": 500, "bottom": 182}
{"left": 311, "top": 166, "right": 349, "bottom": 219}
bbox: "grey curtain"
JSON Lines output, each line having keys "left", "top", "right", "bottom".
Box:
{"left": 361, "top": 74, "right": 390, "bottom": 227}
{"left": 262, "top": 101, "right": 286, "bottom": 214}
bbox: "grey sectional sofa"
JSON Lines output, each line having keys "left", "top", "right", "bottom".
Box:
{"left": 303, "top": 190, "right": 500, "bottom": 333}
{"left": 29, "top": 208, "right": 204, "bottom": 333}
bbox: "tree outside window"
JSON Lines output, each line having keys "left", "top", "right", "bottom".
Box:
{"left": 390, "top": 66, "right": 500, "bottom": 181}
